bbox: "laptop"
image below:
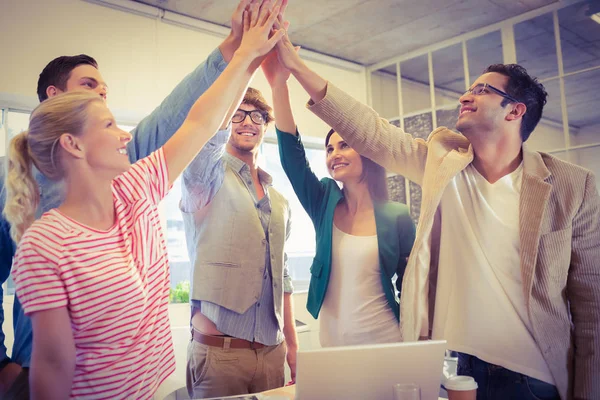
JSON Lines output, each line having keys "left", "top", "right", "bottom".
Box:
{"left": 294, "top": 340, "right": 447, "bottom": 400}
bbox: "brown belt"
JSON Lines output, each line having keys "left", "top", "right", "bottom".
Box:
{"left": 192, "top": 329, "right": 266, "bottom": 350}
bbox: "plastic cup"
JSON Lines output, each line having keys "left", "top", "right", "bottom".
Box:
{"left": 392, "top": 383, "right": 420, "bottom": 400}
{"left": 444, "top": 375, "right": 478, "bottom": 400}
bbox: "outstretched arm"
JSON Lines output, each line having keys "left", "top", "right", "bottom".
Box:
{"left": 162, "top": 0, "right": 285, "bottom": 185}
{"left": 275, "top": 26, "right": 428, "bottom": 184}
{"left": 262, "top": 37, "right": 296, "bottom": 134}
{"left": 126, "top": 0, "right": 253, "bottom": 162}
{"left": 262, "top": 42, "right": 327, "bottom": 220}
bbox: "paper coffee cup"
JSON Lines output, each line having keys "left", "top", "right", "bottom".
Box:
{"left": 445, "top": 376, "right": 477, "bottom": 400}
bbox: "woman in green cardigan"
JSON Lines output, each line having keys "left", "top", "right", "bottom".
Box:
{"left": 263, "top": 51, "right": 416, "bottom": 347}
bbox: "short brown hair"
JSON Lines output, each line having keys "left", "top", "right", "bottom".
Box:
{"left": 242, "top": 87, "right": 274, "bottom": 125}
{"left": 37, "top": 54, "right": 99, "bottom": 102}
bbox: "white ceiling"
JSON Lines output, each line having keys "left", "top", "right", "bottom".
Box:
{"left": 134, "top": 0, "right": 558, "bottom": 65}
{"left": 133, "top": 0, "right": 600, "bottom": 128}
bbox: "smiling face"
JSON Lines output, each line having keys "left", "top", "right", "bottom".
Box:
{"left": 456, "top": 72, "right": 514, "bottom": 140}
{"left": 325, "top": 132, "right": 364, "bottom": 183}
{"left": 228, "top": 102, "right": 267, "bottom": 152}
{"left": 63, "top": 101, "right": 132, "bottom": 178}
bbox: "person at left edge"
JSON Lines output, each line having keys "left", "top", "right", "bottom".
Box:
{"left": 0, "top": 1, "right": 255, "bottom": 398}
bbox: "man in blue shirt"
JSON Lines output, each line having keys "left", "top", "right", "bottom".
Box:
{"left": 0, "top": 1, "right": 251, "bottom": 397}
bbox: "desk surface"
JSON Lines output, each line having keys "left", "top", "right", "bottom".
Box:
{"left": 260, "top": 385, "right": 445, "bottom": 399}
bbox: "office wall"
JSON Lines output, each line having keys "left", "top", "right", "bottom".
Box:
{"left": 0, "top": 0, "right": 367, "bottom": 139}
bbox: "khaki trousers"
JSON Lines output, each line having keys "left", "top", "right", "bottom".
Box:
{"left": 186, "top": 338, "right": 286, "bottom": 399}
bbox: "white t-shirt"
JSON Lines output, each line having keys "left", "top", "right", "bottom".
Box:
{"left": 13, "top": 150, "right": 175, "bottom": 399}
{"left": 432, "top": 163, "right": 554, "bottom": 384}
{"left": 319, "top": 224, "right": 401, "bottom": 347}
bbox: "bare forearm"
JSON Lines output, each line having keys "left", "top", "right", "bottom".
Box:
{"left": 30, "top": 359, "right": 74, "bottom": 400}
{"left": 163, "top": 53, "right": 253, "bottom": 181}
{"left": 272, "top": 83, "right": 296, "bottom": 134}
{"left": 219, "top": 34, "right": 240, "bottom": 63}
{"left": 283, "top": 293, "right": 298, "bottom": 349}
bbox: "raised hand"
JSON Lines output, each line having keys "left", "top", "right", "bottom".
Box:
{"left": 219, "top": 0, "right": 254, "bottom": 63}
{"left": 230, "top": 0, "right": 251, "bottom": 43}
{"left": 261, "top": 43, "right": 293, "bottom": 87}
{"left": 274, "top": 18, "right": 303, "bottom": 72}
{"left": 237, "top": 0, "right": 285, "bottom": 61}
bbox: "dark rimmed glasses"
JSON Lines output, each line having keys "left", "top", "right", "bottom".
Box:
{"left": 464, "top": 83, "right": 521, "bottom": 103}
{"left": 231, "top": 109, "right": 267, "bottom": 125}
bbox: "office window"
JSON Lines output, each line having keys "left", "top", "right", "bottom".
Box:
{"left": 261, "top": 140, "right": 329, "bottom": 291}
{"left": 515, "top": 13, "right": 558, "bottom": 80}
{"left": 161, "top": 176, "right": 190, "bottom": 302}
{"left": 513, "top": 5, "right": 600, "bottom": 183}
{"left": 5, "top": 111, "right": 29, "bottom": 140}
{"left": 3, "top": 111, "right": 32, "bottom": 295}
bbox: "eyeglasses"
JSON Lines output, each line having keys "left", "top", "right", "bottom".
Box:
{"left": 231, "top": 109, "right": 267, "bottom": 125}
{"left": 464, "top": 83, "right": 521, "bottom": 103}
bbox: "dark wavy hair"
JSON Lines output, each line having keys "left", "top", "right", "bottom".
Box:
{"left": 483, "top": 64, "right": 548, "bottom": 142}
{"left": 37, "top": 54, "right": 99, "bottom": 102}
{"left": 325, "top": 129, "right": 388, "bottom": 202}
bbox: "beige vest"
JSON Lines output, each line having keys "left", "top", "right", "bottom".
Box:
{"left": 182, "top": 165, "right": 288, "bottom": 328}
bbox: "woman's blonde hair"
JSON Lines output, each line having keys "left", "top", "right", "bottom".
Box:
{"left": 3, "top": 91, "right": 103, "bottom": 243}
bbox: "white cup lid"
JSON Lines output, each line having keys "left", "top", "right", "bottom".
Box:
{"left": 444, "top": 375, "right": 478, "bottom": 391}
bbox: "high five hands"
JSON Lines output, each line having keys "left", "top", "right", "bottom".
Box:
{"left": 234, "top": 0, "right": 289, "bottom": 70}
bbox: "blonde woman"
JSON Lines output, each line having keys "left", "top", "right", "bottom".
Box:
{"left": 2, "top": 4, "right": 284, "bottom": 399}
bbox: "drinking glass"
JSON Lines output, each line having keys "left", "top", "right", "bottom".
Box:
{"left": 392, "top": 383, "right": 420, "bottom": 400}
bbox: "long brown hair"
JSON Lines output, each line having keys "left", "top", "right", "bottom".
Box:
{"left": 325, "top": 128, "right": 389, "bottom": 202}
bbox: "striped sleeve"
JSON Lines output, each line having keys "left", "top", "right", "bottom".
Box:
{"left": 114, "top": 148, "right": 171, "bottom": 205}
{"left": 12, "top": 227, "right": 67, "bottom": 315}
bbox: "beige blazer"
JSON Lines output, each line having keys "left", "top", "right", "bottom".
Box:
{"left": 308, "top": 83, "right": 600, "bottom": 400}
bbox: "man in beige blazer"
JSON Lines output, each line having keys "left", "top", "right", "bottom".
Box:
{"left": 273, "top": 30, "right": 600, "bottom": 400}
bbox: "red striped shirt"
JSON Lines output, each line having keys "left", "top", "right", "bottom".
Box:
{"left": 13, "top": 149, "right": 175, "bottom": 399}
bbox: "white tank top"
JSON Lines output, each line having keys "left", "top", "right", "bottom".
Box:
{"left": 319, "top": 224, "right": 401, "bottom": 347}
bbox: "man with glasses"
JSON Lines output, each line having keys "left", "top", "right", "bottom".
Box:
{"left": 181, "top": 87, "right": 298, "bottom": 398}
{"left": 274, "top": 35, "right": 599, "bottom": 399}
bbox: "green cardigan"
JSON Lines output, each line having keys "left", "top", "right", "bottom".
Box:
{"left": 277, "top": 128, "right": 416, "bottom": 321}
